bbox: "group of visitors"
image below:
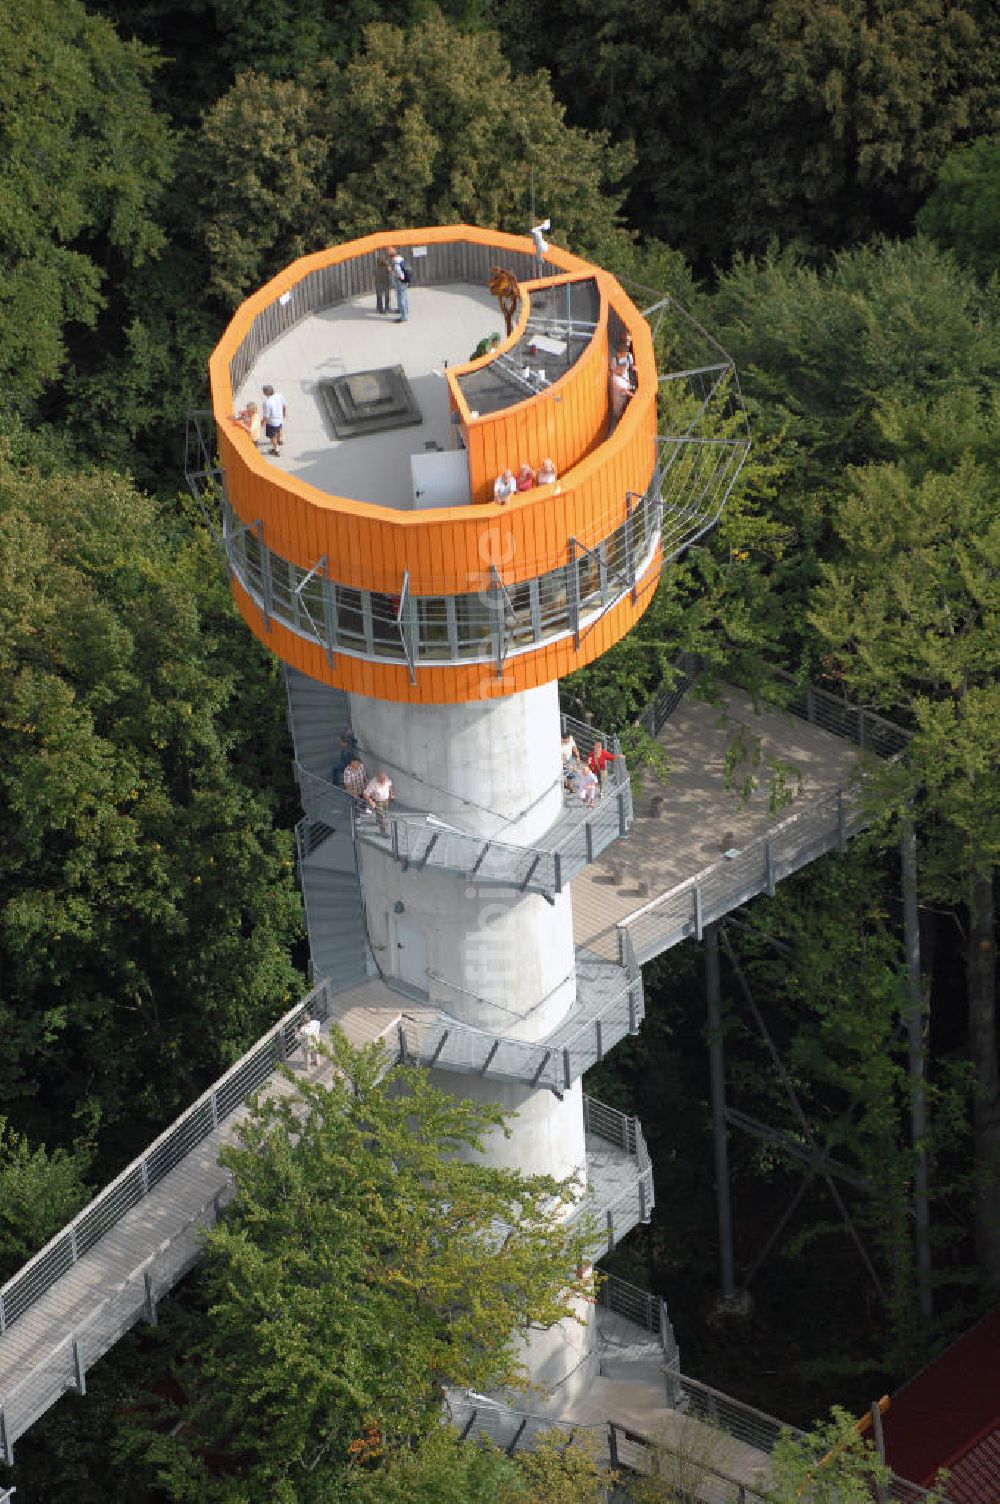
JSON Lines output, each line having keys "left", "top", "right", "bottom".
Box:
{"left": 560, "top": 731, "right": 616, "bottom": 810}
{"left": 334, "top": 731, "right": 396, "bottom": 834}
{"left": 234, "top": 384, "right": 288, "bottom": 454}
{"left": 375, "top": 247, "right": 412, "bottom": 323}
{"left": 493, "top": 457, "right": 558, "bottom": 504}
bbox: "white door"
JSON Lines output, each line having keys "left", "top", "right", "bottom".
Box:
{"left": 392, "top": 917, "right": 428, "bottom": 992}
{"left": 410, "top": 449, "right": 470, "bottom": 509}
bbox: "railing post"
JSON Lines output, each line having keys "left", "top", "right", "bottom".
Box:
{"left": 563, "top": 1048, "right": 572, "bottom": 1090}
{"left": 141, "top": 1157, "right": 149, "bottom": 1196}
{"left": 144, "top": 1269, "right": 158, "bottom": 1326}
{"left": 0, "top": 1405, "right": 10, "bottom": 1466}
{"left": 638, "top": 1177, "right": 647, "bottom": 1222}
{"left": 211, "top": 1090, "right": 220, "bottom": 1130}
{"left": 553, "top": 851, "right": 562, "bottom": 894}
{"left": 608, "top": 1422, "right": 620, "bottom": 1468}
{"left": 0, "top": 1291, "right": 6, "bottom": 1336}
{"left": 694, "top": 885, "right": 704, "bottom": 941}
{"left": 765, "top": 837, "right": 775, "bottom": 897}
{"left": 805, "top": 684, "right": 816, "bottom": 724}
{"left": 837, "top": 791, "right": 848, "bottom": 853}
{"left": 392, "top": 820, "right": 400, "bottom": 860}
{"left": 606, "top": 1208, "right": 615, "bottom": 1253}
{"left": 73, "top": 1338, "right": 87, "bottom": 1395}
{"left": 585, "top": 819, "right": 594, "bottom": 865}
{"left": 617, "top": 778, "right": 628, "bottom": 837}
{"left": 69, "top": 1224, "right": 79, "bottom": 1264}
{"left": 858, "top": 706, "right": 866, "bottom": 752}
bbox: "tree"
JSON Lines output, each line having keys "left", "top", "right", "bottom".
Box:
{"left": 189, "top": 9, "right": 633, "bottom": 307}
{"left": 810, "top": 406, "right": 1000, "bottom": 1283}
{"left": 918, "top": 135, "right": 1000, "bottom": 282}
{"left": 0, "top": 1117, "right": 91, "bottom": 1282}
{"left": 131, "top": 1033, "right": 592, "bottom": 1501}
{"left": 0, "top": 429, "right": 304, "bottom": 1167}
{"left": 492, "top": 0, "right": 996, "bottom": 266}
{"left": 0, "top": 0, "right": 173, "bottom": 406}
{"left": 338, "top": 1424, "right": 608, "bottom": 1504}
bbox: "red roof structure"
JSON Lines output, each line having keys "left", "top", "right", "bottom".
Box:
{"left": 882, "top": 1309, "right": 1000, "bottom": 1503}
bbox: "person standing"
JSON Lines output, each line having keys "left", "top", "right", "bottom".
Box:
{"left": 261, "top": 384, "right": 287, "bottom": 454}
{"left": 391, "top": 250, "right": 410, "bottom": 323}
{"left": 374, "top": 252, "right": 393, "bottom": 315}
{"left": 343, "top": 755, "right": 367, "bottom": 802}
{"left": 364, "top": 770, "right": 395, "bottom": 834}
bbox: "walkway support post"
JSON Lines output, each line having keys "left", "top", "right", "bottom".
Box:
{"left": 706, "top": 924, "right": 736, "bottom": 1302}
{"left": 902, "top": 816, "right": 933, "bottom": 1321}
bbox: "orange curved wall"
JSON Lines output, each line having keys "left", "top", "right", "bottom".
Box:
{"left": 450, "top": 272, "right": 613, "bottom": 506}
{"left": 209, "top": 226, "right": 660, "bottom": 702}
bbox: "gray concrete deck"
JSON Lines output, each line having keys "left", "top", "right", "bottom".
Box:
{"left": 234, "top": 283, "right": 502, "bottom": 506}
{"left": 572, "top": 686, "right": 861, "bottom": 962}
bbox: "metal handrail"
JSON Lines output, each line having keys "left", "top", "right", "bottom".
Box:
{"left": 295, "top": 750, "right": 630, "bottom": 900}
{"left": 617, "top": 780, "right": 871, "bottom": 964}
{"left": 0, "top": 978, "right": 336, "bottom": 1338}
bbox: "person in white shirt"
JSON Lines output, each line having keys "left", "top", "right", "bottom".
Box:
{"left": 261, "top": 384, "right": 287, "bottom": 455}
{"left": 299, "top": 1013, "right": 322, "bottom": 1067}
{"left": 364, "top": 771, "right": 395, "bottom": 835}
{"left": 494, "top": 469, "right": 516, "bottom": 505}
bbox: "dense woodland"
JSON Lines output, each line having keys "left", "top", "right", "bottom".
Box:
{"left": 2, "top": 0, "right": 999, "bottom": 1497}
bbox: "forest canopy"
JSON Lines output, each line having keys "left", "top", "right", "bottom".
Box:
{"left": 1, "top": 0, "right": 999, "bottom": 1498}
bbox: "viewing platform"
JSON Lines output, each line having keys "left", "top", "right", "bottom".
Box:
{"left": 193, "top": 225, "right": 749, "bottom": 702}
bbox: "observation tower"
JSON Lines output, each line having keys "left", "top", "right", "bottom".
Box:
{"left": 206, "top": 226, "right": 746, "bottom": 1397}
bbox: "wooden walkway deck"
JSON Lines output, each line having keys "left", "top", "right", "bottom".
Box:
{"left": 572, "top": 685, "right": 860, "bottom": 962}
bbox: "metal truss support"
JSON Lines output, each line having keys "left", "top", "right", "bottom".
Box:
{"left": 902, "top": 816, "right": 933, "bottom": 1321}
{"left": 717, "top": 925, "right": 887, "bottom": 1305}
{"left": 705, "top": 924, "right": 736, "bottom": 1303}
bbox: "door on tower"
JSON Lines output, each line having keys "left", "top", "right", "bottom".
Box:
{"left": 392, "top": 916, "right": 428, "bottom": 994}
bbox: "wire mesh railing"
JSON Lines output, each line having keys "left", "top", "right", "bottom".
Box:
{"left": 402, "top": 947, "right": 643, "bottom": 1093}
{"left": 0, "top": 978, "right": 345, "bottom": 1341}
{"left": 619, "top": 783, "right": 866, "bottom": 965}
{"left": 295, "top": 736, "right": 631, "bottom": 902}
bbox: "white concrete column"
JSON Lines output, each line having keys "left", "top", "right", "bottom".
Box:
{"left": 349, "top": 683, "right": 593, "bottom": 1394}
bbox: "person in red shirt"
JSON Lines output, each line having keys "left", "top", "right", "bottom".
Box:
{"left": 516, "top": 463, "right": 536, "bottom": 492}
{"left": 587, "top": 739, "right": 615, "bottom": 792}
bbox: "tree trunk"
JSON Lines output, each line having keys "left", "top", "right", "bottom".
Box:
{"left": 968, "top": 869, "right": 1000, "bottom": 1285}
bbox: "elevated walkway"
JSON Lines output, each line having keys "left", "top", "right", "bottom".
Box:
{"left": 0, "top": 672, "right": 907, "bottom": 1466}
{"left": 0, "top": 970, "right": 648, "bottom": 1464}
{"left": 573, "top": 676, "right": 907, "bottom": 965}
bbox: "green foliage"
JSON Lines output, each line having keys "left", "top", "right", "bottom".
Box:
{"left": 0, "top": 432, "right": 304, "bottom": 1162}
{"left": 918, "top": 135, "right": 1000, "bottom": 282}
{"left": 0, "top": 1117, "right": 91, "bottom": 1281}
{"left": 129, "top": 1034, "right": 592, "bottom": 1499}
{"left": 0, "top": 0, "right": 173, "bottom": 404}
{"left": 190, "top": 9, "right": 633, "bottom": 306}
{"left": 770, "top": 1407, "right": 907, "bottom": 1504}
{"left": 493, "top": 0, "right": 995, "bottom": 266}
{"left": 336, "top": 1424, "right": 608, "bottom": 1504}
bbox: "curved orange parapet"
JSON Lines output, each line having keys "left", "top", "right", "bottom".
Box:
{"left": 208, "top": 226, "right": 660, "bottom": 704}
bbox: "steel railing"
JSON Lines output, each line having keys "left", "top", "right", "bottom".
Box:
{"left": 618, "top": 781, "right": 869, "bottom": 966}
{"left": 0, "top": 978, "right": 344, "bottom": 1342}
{"left": 401, "top": 946, "right": 644, "bottom": 1093}
{"left": 577, "top": 1100, "right": 654, "bottom": 1259}
{"left": 295, "top": 727, "right": 631, "bottom": 903}
{"left": 597, "top": 1272, "right": 679, "bottom": 1370}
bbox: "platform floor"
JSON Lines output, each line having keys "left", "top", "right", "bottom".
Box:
{"left": 233, "top": 282, "right": 502, "bottom": 506}
{"left": 571, "top": 686, "right": 860, "bottom": 961}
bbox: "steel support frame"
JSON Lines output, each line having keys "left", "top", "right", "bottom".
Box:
{"left": 706, "top": 922, "right": 889, "bottom": 1305}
